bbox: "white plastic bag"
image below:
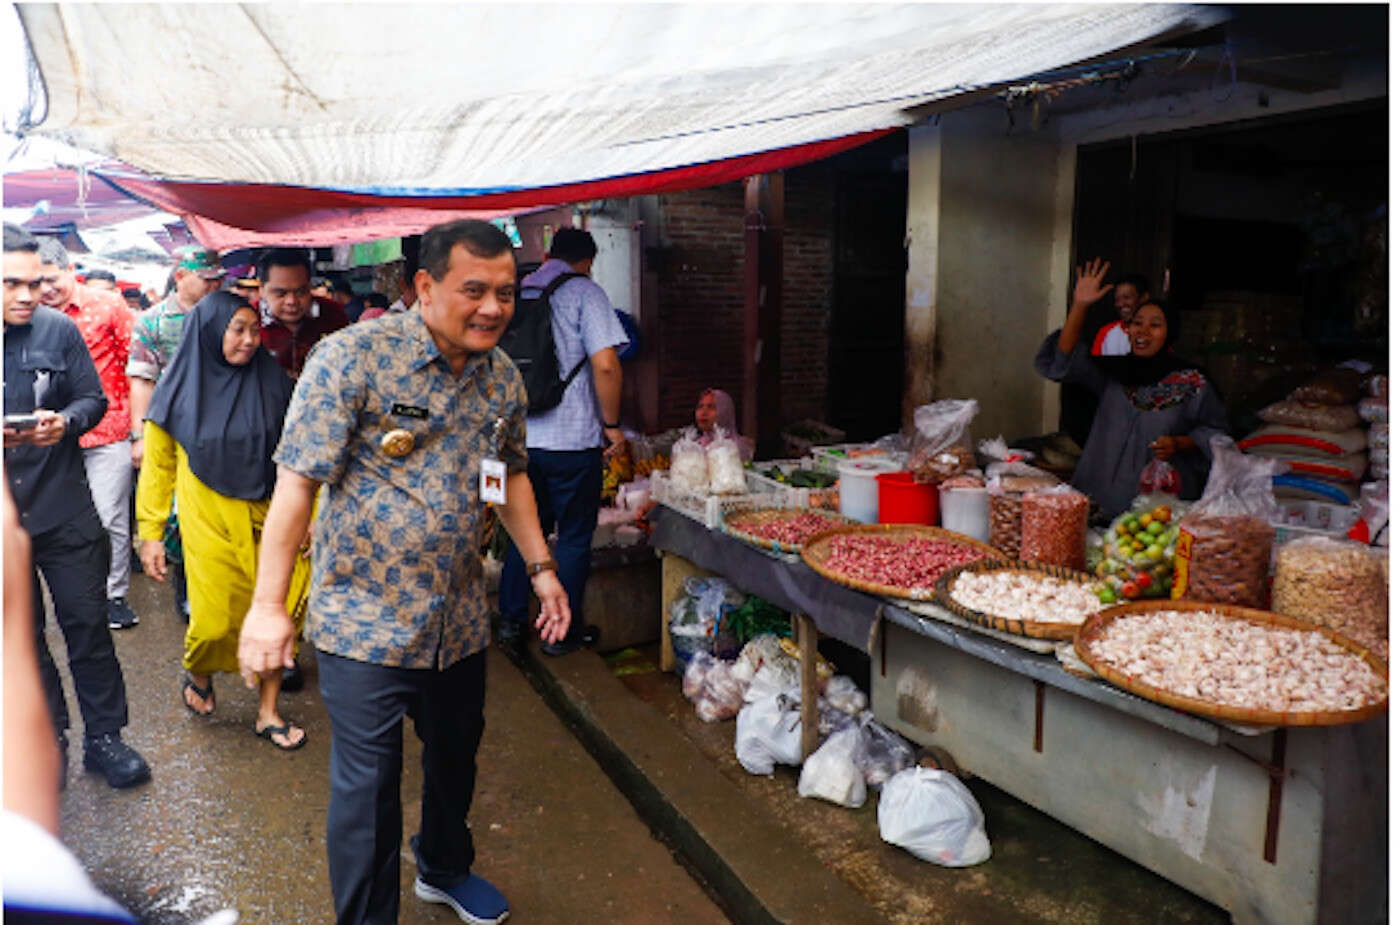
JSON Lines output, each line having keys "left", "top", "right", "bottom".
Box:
{"left": 822, "top": 676, "right": 868, "bottom": 715}
{"left": 734, "top": 682, "right": 803, "bottom": 775}
{"left": 670, "top": 430, "right": 709, "bottom": 493}
{"left": 706, "top": 428, "right": 748, "bottom": 494}
{"left": 878, "top": 767, "right": 991, "bottom": 867}
{"left": 797, "top": 725, "right": 867, "bottom": 808}
{"left": 978, "top": 436, "right": 1043, "bottom": 481}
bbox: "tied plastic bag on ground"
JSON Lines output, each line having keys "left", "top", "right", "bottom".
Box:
{"left": 681, "top": 653, "right": 748, "bottom": 722}
{"left": 734, "top": 680, "right": 804, "bottom": 775}
{"left": 797, "top": 725, "right": 867, "bottom": 808}
{"left": 878, "top": 767, "right": 992, "bottom": 867}
{"left": 822, "top": 676, "right": 868, "bottom": 715}
{"left": 854, "top": 714, "right": 916, "bottom": 788}
{"left": 910, "top": 400, "right": 979, "bottom": 485}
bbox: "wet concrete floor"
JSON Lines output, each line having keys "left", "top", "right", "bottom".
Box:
{"left": 46, "top": 572, "right": 729, "bottom": 924}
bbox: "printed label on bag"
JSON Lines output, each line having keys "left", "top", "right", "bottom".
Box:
{"left": 1170, "top": 527, "right": 1195, "bottom": 599}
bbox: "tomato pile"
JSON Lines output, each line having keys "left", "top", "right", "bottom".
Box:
{"left": 823, "top": 534, "right": 989, "bottom": 590}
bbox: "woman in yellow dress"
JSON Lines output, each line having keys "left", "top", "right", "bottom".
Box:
{"left": 136, "top": 291, "right": 310, "bottom": 750}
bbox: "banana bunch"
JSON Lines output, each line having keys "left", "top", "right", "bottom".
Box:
{"left": 601, "top": 450, "right": 635, "bottom": 503}
{"left": 632, "top": 453, "right": 669, "bottom": 478}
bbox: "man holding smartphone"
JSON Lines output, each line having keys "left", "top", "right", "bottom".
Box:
{"left": 3, "top": 224, "right": 150, "bottom": 790}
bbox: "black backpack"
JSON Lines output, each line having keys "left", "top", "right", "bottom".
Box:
{"left": 499, "top": 271, "right": 586, "bottom": 413}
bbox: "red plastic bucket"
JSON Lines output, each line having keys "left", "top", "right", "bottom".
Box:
{"left": 876, "top": 471, "right": 939, "bottom": 525}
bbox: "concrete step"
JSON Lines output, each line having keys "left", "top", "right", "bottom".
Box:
{"left": 519, "top": 643, "right": 885, "bottom": 925}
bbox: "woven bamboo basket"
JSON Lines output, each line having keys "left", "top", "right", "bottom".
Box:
{"left": 800, "top": 523, "right": 1008, "bottom": 601}
{"left": 1074, "top": 599, "right": 1390, "bottom": 727}
{"left": 721, "top": 507, "right": 855, "bottom": 555}
{"left": 934, "top": 560, "right": 1102, "bottom": 641}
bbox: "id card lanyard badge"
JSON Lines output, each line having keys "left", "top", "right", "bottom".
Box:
{"left": 481, "top": 417, "right": 507, "bottom": 505}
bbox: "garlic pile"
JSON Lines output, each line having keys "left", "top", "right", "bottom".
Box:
{"left": 950, "top": 570, "right": 1102, "bottom": 625}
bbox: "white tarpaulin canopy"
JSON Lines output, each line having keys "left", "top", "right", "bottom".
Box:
{"left": 18, "top": 4, "right": 1222, "bottom": 195}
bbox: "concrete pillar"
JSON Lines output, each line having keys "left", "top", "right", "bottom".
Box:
{"left": 903, "top": 122, "right": 941, "bottom": 427}
{"left": 904, "top": 108, "right": 1064, "bottom": 444}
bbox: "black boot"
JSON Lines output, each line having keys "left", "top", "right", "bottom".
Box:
{"left": 83, "top": 733, "right": 151, "bottom": 789}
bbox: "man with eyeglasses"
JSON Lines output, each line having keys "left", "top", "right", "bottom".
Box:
{"left": 257, "top": 248, "right": 349, "bottom": 380}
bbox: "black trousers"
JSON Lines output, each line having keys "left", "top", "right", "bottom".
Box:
{"left": 318, "top": 648, "right": 487, "bottom": 925}
{"left": 31, "top": 514, "right": 129, "bottom": 738}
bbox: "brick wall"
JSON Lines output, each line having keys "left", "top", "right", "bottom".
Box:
{"left": 781, "top": 164, "right": 835, "bottom": 428}
{"left": 653, "top": 168, "right": 834, "bottom": 437}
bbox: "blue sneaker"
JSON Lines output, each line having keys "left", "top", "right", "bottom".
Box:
{"left": 414, "top": 874, "right": 509, "bottom": 924}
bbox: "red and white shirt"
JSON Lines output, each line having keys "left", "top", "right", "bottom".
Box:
{"left": 1091, "top": 320, "right": 1131, "bottom": 357}
{"left": 60, "top": 284, "right": 136, "bottom": 449}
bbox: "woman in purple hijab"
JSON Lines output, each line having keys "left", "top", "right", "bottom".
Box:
{"left": 693, "top": 388, "right": 754, "bottom": 461}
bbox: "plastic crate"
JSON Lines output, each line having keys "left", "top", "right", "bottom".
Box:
{"left": 747, "top": 459, "right": 842, "bottom": 510}
{"left": 653, "top": 471, "right": 795, "bottom": 529}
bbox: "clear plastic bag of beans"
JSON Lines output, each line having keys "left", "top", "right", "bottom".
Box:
{"left": 1020, "top": 486, "right": 1089, "bottom": 570}
{"left": 987, "top": 480, "right": 1023, "bottom": 560}
{"left": 1171, "top": 437, "right": 1286, "bottom": 607}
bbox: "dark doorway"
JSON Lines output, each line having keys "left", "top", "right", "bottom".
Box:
{"left": 1066, "top": 100, "right": 1386, "bottom": 436}
{"left": 825, "top": 132, "right": 908, "bottom": 442}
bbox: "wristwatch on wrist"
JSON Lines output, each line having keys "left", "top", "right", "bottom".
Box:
{"left": 526, "top": 557, "right": 559, "bottom": 578}
{"left": 602, "top": 421, "right": 620, "bottom": 430}
{"left": 130, "top": 430, "right": 143, "bottom": 441}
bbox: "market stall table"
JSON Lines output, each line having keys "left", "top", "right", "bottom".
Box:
{"left": 647, "top": 505, "right": 1387, "bottom": 924}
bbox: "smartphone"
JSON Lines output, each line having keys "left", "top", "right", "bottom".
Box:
{"left": 3, "top": 413, "right": 40, "bottom": 431}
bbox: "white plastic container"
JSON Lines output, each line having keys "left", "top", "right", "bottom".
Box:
{"left": 838, "top": 458, "right": 901, "bottom": 524}
{"left": 939, "top": 485, "right": 990, "bottom": 542}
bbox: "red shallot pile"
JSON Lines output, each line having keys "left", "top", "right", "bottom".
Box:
{"left": 728, "top": 511, "right": 845, "bottom": 547}
{"left": 1087, "top": 610, "right": 1387, "bottom": 714}
{"left": 821, "top": 534, "right": 989, "bottom": 591}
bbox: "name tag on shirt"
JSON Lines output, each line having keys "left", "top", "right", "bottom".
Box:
{"left": 481, "top": 458, "right": 507, "bottom": 504}
{"left": 392, "top": 402, "right": 429, "bottom": 420}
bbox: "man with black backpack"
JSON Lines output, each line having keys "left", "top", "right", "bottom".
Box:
{"left": 497, "top": 228, "right": 628, "bottom": 656}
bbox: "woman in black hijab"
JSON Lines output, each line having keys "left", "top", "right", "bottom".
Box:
{"left": 135, "top": 291, "right": 311, "bottom": 750}
{"left": 1035, "top": 258, "right": 1228, "bottom": 517}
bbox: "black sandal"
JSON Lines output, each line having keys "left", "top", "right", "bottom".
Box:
{"left": 253, "top": 721, "right": 307, "bottom": 752}
{"left": 180, "top": 672, "right": 215, "bottom": 716}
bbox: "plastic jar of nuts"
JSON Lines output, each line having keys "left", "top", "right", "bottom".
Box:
{"left": 1020, "top": 486, "right": 1089, "bottom": 570}
{"left": 988, "top": 487, "right": 1023, "bottom": 560}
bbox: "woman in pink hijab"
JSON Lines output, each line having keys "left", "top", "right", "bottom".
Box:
{"left": 694, "top": 389, "right": 755, "bottom": 461}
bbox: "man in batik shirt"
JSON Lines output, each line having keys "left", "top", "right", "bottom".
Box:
{"left": 239, "top": 219, "right": 569, "bottom": 925}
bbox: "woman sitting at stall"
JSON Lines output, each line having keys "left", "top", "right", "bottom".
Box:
{"left": 1034, "top": 258, "right": 1227, "bottom": 518}
{"left": 694, "top": 388, "right": 755, "bottom": 461}
{"left": 136, "top": 291, "right": 311, "bottom": 750}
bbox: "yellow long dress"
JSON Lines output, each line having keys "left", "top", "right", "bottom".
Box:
{"left": 135, "top": 420, "right": 309, "bottom": 675}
